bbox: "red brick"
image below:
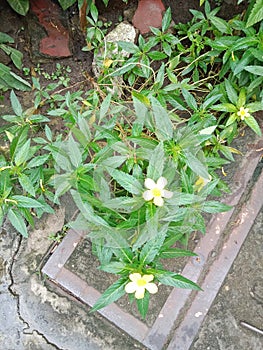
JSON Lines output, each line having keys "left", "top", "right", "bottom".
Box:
{"left": 132, "top": 0, "right": 165, "bottom": 34}
{"left": 31, "top": 0, "right": 71, "bottom": 57}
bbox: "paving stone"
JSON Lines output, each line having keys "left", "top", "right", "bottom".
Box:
{"left": 132, "top": 0, "right": 165, "bottom": 34}
{"left": 30, "top": 0, "right": 71, "bottom": 57}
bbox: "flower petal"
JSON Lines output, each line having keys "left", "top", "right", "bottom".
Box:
{"left": 153, "top": 196, "right": 164, "bottom": 206}
{"left": 135, "top": 287, "right": 145, "bottom": 299}
{"left": 143, "top": 190, "right": 154, "bottom": 201}
{"left": 142, "top": 274, "right": 154, "bottom": 283}
{"left": 144, "top": 178, "right": 156, "bottom": 189}
{"left": 129, "top": 273, "right": 141, "bottom": 282}
{"left": 125, "top": 282, "right": 137, "bottom": 294}
{"left": 156, "top": 177, "right": 167, "bottom": 189}
{"left": 145, "top": 282, "right": 158, "bottom": 294}
{"left": 162, "top": 189, "right": 173, "bottom": 199}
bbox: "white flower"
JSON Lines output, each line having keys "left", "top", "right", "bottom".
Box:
{"left": 125, "top": 273, "right": 158, "bottom": 299}
{"left": 237, "top": 107, "right": 251, "bottom": 120}
{"left": 143, "top": 177, "right": 173, "bottom": 207}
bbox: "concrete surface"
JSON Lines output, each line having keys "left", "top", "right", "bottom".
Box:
{"left": 1, "top": 173, "right": 262, "bottom": 350}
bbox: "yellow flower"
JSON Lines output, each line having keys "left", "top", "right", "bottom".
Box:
{"left": 143, "top": 177, "right": 173, "bottom": 207}
{"left": 125, "top": 273, "right": 158, "bottom": 299}
{"left": 194, "top": 175, "right": 212, "bottom": 192}
{"left": 237, "top": 107, "right": 251, "bottom": 120}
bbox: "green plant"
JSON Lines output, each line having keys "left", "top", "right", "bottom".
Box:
{"left": 0, "top": 91, "right": 54, "bottom": 236}
{"left": 0, "top": 32, "right": 31, "bottom": 91}
{"left": 33, "top": 63, "right": 72, "bottom": 87}
{"left": 2, "top": 1, "right": 262, "bottom": 319}
{"left": 213, "top": 81, "right": 262, "bottom": 136}
{"left": 82, "top": 2, "right": 109, "bottom": 52}
{"left": 200, "top": 0, "right": 263, "bottom": 27}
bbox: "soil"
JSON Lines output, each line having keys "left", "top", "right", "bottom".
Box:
{"left": 0, "top": 0, "right": 248, "bottom": 100}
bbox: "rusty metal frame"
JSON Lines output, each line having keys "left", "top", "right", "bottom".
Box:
{"left": 42, "top": 138, "right": 263, "bottom": 350}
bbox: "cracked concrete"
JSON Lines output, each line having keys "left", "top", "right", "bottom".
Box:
{"left": 0, "top": 210, "right": 65, "bottom": 350}
{"left": 0, "top": 207, "right": 146, "bottom": 350}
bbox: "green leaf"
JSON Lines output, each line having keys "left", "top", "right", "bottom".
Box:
{"left": 9, "top": 126, "right": 29, "bottom": 160}
{"left": 137, "top": 291, "right": 150, "bottom": 319}
{"left": 27, "top": 154, "right": 50, "bottom": 168}
{"left": 225, "top": 113, "right": 237, "bottom": 127}
{"left": 133, "top": 214, "right": 159, "bottom": 251}
{"left": 167, "top": 192, "right": 203, "bottom": 208}
{"left": 99, "top": 261, "right": 126, "bottom": 274}
{"left": 18, "top": 173, "right": 35, "bottom": 196}
{"left": 244, "top": 65, "right": 263, "bottom": 76}
{"left": 57, "top": 0, "right": 76, "bottom": 10}
{"left": 225, "top": 80, "right": 238, "bottom": 105}
{"left": 212, "top": 103, "right": 237, "bottom": 113}
{"left": 233, "top": 50, "right": 254, "bottom": 75}
{"left": 148, "top": 51, "right": 167, "bottom": 60}
{"left": 91, "top": 277, "right": 127, "bottom": 312}
{"left": 48, "top": 108, "right": 68, "bottom": 117}
{"left": 237, "top": 88, "right": 247, "bottom": 108}
{"left": 10, "top": 90, "right": 23, "bottom": 116}
{"left": 45, "top": 125, "right": 53, "bottom": 142}
{"left": 7, "top": 208, "right": 28, "bottom": 237}
{"left": 162, "top": 7, "right": 172, "bottom": 31}
{"left": 139, "top": 225, "right": 168, "bottom": 265}
{"left": 156, "top": 271, "right": 201, "bottom": 290}
{"left": 150, "top": 96, "right": 173, "bottom": 141}
{"left": 90, "top": 1, "right": 99, "bottom": 22}
{"left": 117, "top": 41, "right": 139, "bottom": 54}
{"left": 106, "top": 168, "right": 143, "bottom": 195}
{"left": 0, "top": 207, "right": 4, "bottom": 228}
{"left": 160, "top": 248, "right": 197, "bottom": 259}
{"left": 231, "top": 37, "right": 258, "bottom": 51}
{"left": 6, "top": 0, "right": 29, "bottom": 15}
{"left": 70, "top": 190, "right": 109, "bottom": 227}
{"left": 246, "top": 0, "right": 263, "bottom": 27}
{"left": 9, "top": 70, "right": 31, "bottom": 89}
{"left": 100, "top": 156, "right": 126, "bottom": 168}
{"left": 99, "top": 94, "right": 112, "bottom": 122}
{"left": 202, "top": 200, "right": 232, "bottom": 213}
{"left": 104, "top": 197, "right": 144, "bottom": 213}
{"left": 53, "top": 150, "right": 72, "bottom": 172}
{"left": 11, "top": 195, "right": 45, "bottom": 208}
{"left": 28, "top": 114, "right": 50, "bottom": 123}
{"left": 67, "top": 134, "right": 82, "bottom": 168}
{"left": 0, "top": 44, "right": 23, "bottom": 69}
{"left": 132, "top": 94, "right": 149, "bottom": 133}
{"left": 10, "top": 47, "right": 23, "bottom": 70}
{"left": 244, "top": 115, "right": 262, "bottom": 136}
{"left": 246, "top": 101, "right": 263, "bottom": 113}
{"left": 182, "top": 89, "right": 198, "bottom": 111}
{"left": 14, "top": 139, "right": 30, "bottom": 166}
{"left": 202, "top": 94, "right": 222, "bottom": 110}
{"left": 147, "top": 142, "right": 165, "bottom": 181}
{"left": 0, "top": 32, "right": 14, "bottom": 44}
{"left": 210, "top": 16, "right": 231, "bottom": 34}
{"left": 184, "top": 151, "right": 210, "bottom": 179}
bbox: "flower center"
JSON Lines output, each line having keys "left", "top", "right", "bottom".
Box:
{"left": 137, "top": 278, "right": 147, "bottom": 287}
{"left": 152, "top": 188, "right": 161, "bottom": 197}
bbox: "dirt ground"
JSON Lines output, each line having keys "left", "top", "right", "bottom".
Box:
{"left": 0, "top": 0, "right": 248, "bottom": 94}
